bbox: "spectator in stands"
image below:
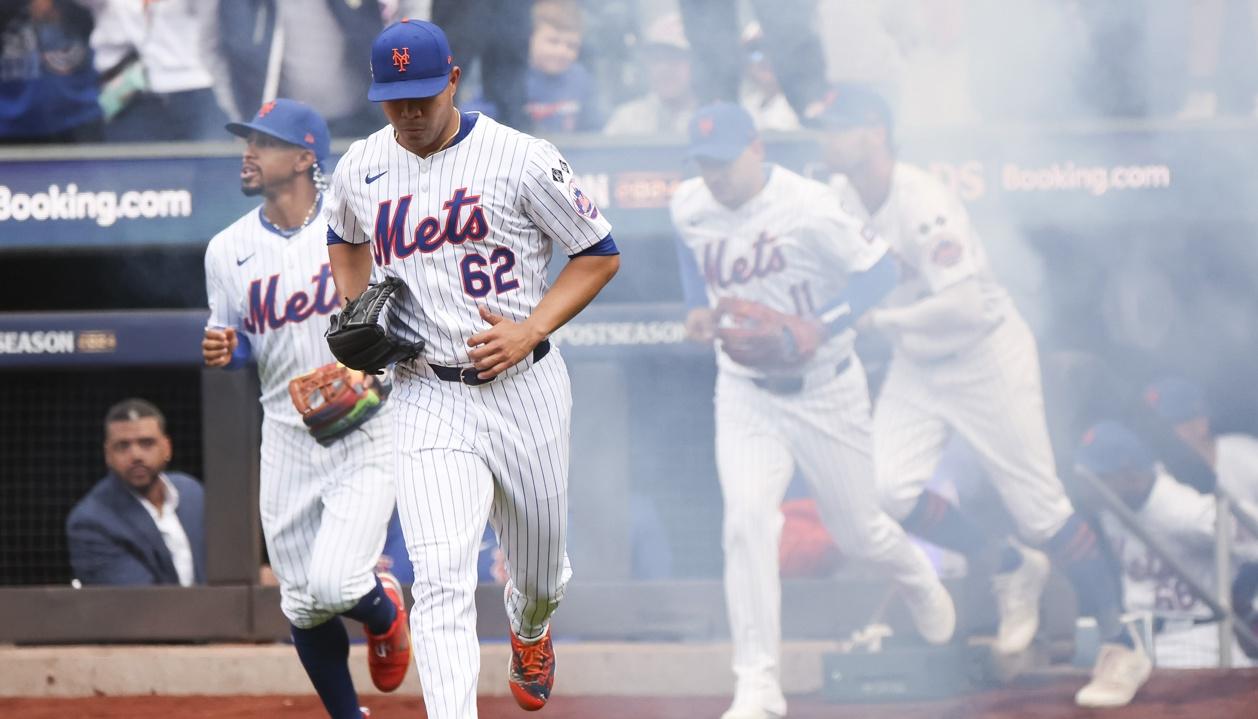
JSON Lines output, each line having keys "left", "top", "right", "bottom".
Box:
{"left": 431, "top": 0, "right": 532, "bottom": 131}
{"left": 739, "top": 22, "right": 799, "bottom": 131}
{"left": 678, "top": 0, "right": 829, "bottom": 121}
{"left": 603, "top": 13, "right": 694, "bottom": 136}
{"left": 66, "top": 398, "right": 205, "bottom": 586}
{"left": 0, "top": 0, "right": 103, "bottom": 143}
{"left": 202, "top": 0, "right": 386, "bottom": 136}
{"left": 518, "top": 0, "right": 601, "bottom": 133}
{"left": 1076, "top": 420, "right": 1257, "bottom": 668}
{"left": 78, "top": 0, "right": 228, "bottom": 141}
{"left": 1146, "top": 376, "right": 1258, "bottom": 508}
{"left": 1178, "top": 0, "right": 1258, "bottom": 118}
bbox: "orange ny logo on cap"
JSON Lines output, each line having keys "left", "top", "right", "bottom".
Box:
{"left": 258, "top": 100, "right": 277, "bottom": 117}
{"left": 392, "top": 47, "right": 411, "bottom": 72}
{"left": 697, "top": 117, "right": 715, "bottom": 136}
{"left": 304, "top": 132, "right": 315, "bottom": 144}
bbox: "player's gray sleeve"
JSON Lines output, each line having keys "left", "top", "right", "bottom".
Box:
{"left": 519, "top": 141, "right": 612, "bottom": 256}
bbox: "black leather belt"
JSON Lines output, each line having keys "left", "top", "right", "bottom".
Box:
{"left": 751, "top": 357, "right": 851, "bottom": 395}
{"left": 428, "top": 339, "right": 551, "bottom": 386}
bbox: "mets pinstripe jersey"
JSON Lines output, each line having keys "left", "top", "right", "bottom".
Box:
{"left": 672, "top": 163, "right": 889, "bottom": 377}
{"left": 1101, "top": 468, "right": 1258, "bottom": 668}
{"left": 326, "top": 109, "right": 614, "bottom": 718}
{"left": 832, "top": 161, "right": 1074, "bottom": 544}
{"left": 830, "top": 162, "right": 1010, "bottom": 339}
{"left": 672, "top": 160, "right": 948, "bottom": 718}
{"left": 206, "top": 197, "right": 346, "bottom": 427}
{"left": 326, "top": 111, "right": 611, "bottom": 361}
{"left": 205, "top": 199, "right": 395, "bottom": 628}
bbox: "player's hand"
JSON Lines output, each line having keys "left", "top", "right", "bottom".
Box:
{"left": 202, "top": 326, "right": 238, "bottom": 368}
{"left": 685, "top": 307, "right": 716, "bottom": 343}
{"left": 466, "top": 306, "right": 546, "bottom": 380}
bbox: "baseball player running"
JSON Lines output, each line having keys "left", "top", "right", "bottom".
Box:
{"left": 324, "top": 20, "right": 620, "bottom": 718}
{"left": 202, "top": 100, "right": 409, "bottom": 719}
{"left": 814, "top": 84, "right": 1149, "bottom": 707}
{"left": 672, "top": 102, "right": 955, "bottom": 719}
{"left": 1077, "top": 420, "right": 1257, "bottom": 669}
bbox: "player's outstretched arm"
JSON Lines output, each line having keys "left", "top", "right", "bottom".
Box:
{"left": 467, "top": 253, "right": 620, "bottom": 379}
{"left": 328, "top": 241, "right": 375, "bottom": 302}
{"left": 864, "top": 277, "right": 990, "bottom": 335}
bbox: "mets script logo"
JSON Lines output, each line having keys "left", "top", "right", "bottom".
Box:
{"left": 569, "top": 180, "right": 598, "bottom": 219}
{"left": 372, "top": 187, "right": 489, "bottom": 266}
{"left": 392, "top": 47, "right": 410, "bottom": 72}
{"left": 703, "top": 232, "right": 787, "bottom": 289}
{"left": 242, "top": 263, "right": 340, "bottom": 334}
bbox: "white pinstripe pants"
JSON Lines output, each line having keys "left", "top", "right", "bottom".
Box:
{"left": 716, "top": 357, "right": 939, "bottom": 714}
{"left": 259, "top": 416, "right": 396, "bottom": 629}
{"left": 874, "top": 313, "right": 1073, "bottom": 544}
{"left": 391, "top": 351, "right": 574, "bottom": 719}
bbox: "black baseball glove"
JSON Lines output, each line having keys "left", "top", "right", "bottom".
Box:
{"left": 326, "top": 277, "right": 424, "bottom": 373}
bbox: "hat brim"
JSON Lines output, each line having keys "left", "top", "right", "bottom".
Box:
{"left": 687, "top": 142, "right": 748, "bottom": 163}
{"left": 368, "top": 75, "right": 451, "bottom": 102}
{"left": 225, "top": 121, "right": 304, "bottom": 148}
{"left": 803, "top": 114, "right": 869, "bottom": 131}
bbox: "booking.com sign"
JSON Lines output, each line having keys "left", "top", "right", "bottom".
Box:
{"left": 0, "top": 183, "right": 192, "bottom": 228}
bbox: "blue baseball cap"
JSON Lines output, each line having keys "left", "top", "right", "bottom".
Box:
{"left": 1076, "top": 420, "right": 1156, "bottom": 476}
{"left": 687, "top": 102, "right": 758, "bottom": 162}
{"left": 806, "top": 83, "right": 894, "bottom": 131}
{"left": 369, "top": 19, "right": 453, "bottom": 102}
{"left": 226, "top": 98, "right": 330, "bottom": 167}
{"left": 1144, "top": 376, "right": 1207, "bottom": 424}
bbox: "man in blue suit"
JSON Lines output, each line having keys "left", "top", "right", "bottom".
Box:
{"left": 66, "top": 399, "right": 206, "bottom": 586}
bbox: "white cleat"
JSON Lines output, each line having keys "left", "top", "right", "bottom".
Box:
{"left": 901, "top": 578, "right": 957, "bottom": 645}
{"left": 991, "top": 545, "right": 1051, "bottom": 655}
{"left": 720, "top": 706, "right": 784, "bottom": 719}
{"left": 1074, "top": 640, "right": 1152, "bottom": 708}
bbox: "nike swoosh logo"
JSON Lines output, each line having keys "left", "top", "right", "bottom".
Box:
{"left": 236, "top": 254, "right": 255, "bottom": 266}
{"left": 365, "top": 171, "right": 388, "bottom": 184}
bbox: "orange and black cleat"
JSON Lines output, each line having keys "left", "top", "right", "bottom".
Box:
{"left": 508, "top": 626, "right": 556, "bottom": 711}
{"left": 366, "top": 572, "right": 411, "bottom": 692}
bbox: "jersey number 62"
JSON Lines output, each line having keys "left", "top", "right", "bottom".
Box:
{"left": 460, "top": 247, "right": 520, "bottom": 298}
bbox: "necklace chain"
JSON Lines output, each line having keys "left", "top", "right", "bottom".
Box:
{"left": 264, "top": 192, "right": 320, "bottom": 237}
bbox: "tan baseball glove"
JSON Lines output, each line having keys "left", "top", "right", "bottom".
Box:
{"left": 288, "top": 362, "right": 389, "bottom": 445}
{"left": 714, "top": 297, "right": 824, "bottom": 370}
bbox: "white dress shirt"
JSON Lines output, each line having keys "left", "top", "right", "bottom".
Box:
{"left": 133, "top": 474, "right": 195, "bottom": 587}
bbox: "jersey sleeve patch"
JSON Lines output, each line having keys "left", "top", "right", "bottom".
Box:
{"left": 568, "top": 179, "right": 600, "bottom": 220}
{"left": 930, "top": 235, "right": 964, "bottom": 267}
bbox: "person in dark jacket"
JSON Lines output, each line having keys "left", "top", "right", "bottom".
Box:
{"left": 66, "top": 398, "right": 205, "bottom": 586}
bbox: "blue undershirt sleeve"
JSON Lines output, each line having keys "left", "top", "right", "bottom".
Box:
{"left": 224, "top": 331, "right": 253, "bottom": 370}
{"left": 817, "top": 252, "right": 899, "bottom": 335}
{"left": 570, "top": 234, "right": 620, "bottom": 257}
{"left": 674, "top": 235, "right": 707, "bottom": 309}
